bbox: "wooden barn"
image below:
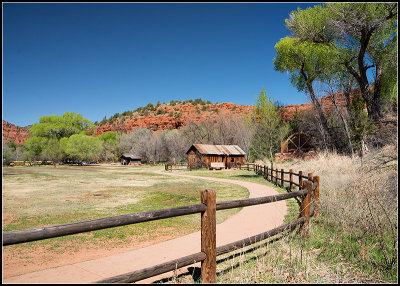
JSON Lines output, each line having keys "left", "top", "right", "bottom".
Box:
{"left": 120, "top": 153, "right": 142, "bottom": 165}
{"left": 186, "top": 144, "right": 246, "bottom": 170}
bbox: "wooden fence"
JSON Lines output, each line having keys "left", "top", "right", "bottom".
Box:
{"left": 3, "top": 165, "right": 319, "bottom": 283}
{"left": 165, "top": 163, "right": 191, "bottom": 171}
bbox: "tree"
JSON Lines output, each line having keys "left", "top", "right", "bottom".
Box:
{"left": 250, "top": 88, "right": 290, "bottom": 161}
{"left": 286, "top": 3, "right": 398, "bottom": 121}
{"left": 274, "top": 36, "right": 337, "bottom": 148}
{"left": 97, "top": 131, "right": 119, "bottom": 162}
{"left": 23, "top": 136, "right": 47, "bottom": 161}
{"left": 41, "top": 138, "right": 65, "bottom": 164}
{"left": 29, "top": 112, "right": 93, "bottom": 139}
{"left": 62, "top": 134, "right": 103, "bottom": 162}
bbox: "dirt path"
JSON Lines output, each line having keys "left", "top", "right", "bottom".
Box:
{"left": 3, "top": 170, "right": 287, "bottom": 284}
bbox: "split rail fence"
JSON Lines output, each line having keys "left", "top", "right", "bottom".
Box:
{"left": 3, "top": 164, "right": 319, "bottom": 283}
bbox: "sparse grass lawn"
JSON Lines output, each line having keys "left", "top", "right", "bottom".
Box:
{"left": 2, "top": 164, "right": 249, "bottom": 277}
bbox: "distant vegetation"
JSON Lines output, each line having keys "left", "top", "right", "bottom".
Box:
{"left": 95, "top": 98, "right": 213, "bottom": 126}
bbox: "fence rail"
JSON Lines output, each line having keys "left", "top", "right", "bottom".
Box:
{"left": 3, "top": 163, "right": 320, "bottom": 284}
{"left": 165, "top": 163, "right": 190, "bottom": 171}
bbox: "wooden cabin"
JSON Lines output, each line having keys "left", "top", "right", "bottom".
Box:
{"left": 120, "top": 153, "right": 142, "bottom": 165}
{"left": 186, "top": 144, "right": 246, "bottom": 170}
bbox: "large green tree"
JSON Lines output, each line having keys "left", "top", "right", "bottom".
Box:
{"left": 286, "top": 3, "right": 397, "bottom": 121}
{"left": 29, "top": 112, "right": 93, "bottom": 139}
{"left": 62, "top": 134, "right": 103, "bottom": 162}
{"left": 274, "top": 36, "right": 338, "bottom": 148}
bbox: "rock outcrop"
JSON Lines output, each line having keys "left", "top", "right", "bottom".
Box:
{"left": 2, "top": 121, "right": 31, "bottom": 145}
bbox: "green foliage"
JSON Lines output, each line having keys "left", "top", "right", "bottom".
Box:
{"left": 62, "top": 134, "right": 103, "bottom": 162}
{"left": 288, "top": 112, "right": 301, "bottom": 134}
{"left": 23, "top": 137, "right": 47, "bottom": 160}
{"left": 41, "top": 138, "right": 64, "bottom": 162}
{"left": 97, "top": 131, "right": 119, "bottom": 144}
{"left": 274, "top": 36, "right": 338, "bottom": 93}
{"left": 250, "top": 88, "right": 290, "bottom": 161}
{"left": 285, "top": 3, "right": 398, "bottom": 119}
{"left": 29, "top": 112, "right": 93, "bottom": 139}
{"left": 348, "top": 94, "right": 374, "bottom": 149}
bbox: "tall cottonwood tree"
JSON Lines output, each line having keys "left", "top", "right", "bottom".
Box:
{"left": 274, "top": 36, "right": 337, "bottom": 148}
{"left": 286, "top": 3, "right": 397, "bottom": 121}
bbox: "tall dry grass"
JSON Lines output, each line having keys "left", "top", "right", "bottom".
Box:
{"left": 270, "top": 143, "right": 398, "bottom": 281}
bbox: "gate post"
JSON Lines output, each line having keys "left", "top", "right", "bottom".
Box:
{"left": 201, "top": 189, "right": 216, "bottom": 283}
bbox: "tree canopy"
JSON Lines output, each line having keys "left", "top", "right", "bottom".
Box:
{"left": 29, "top": 112, "right": 93, "bottom": 139}
{"left": 285, "top": 3, "right": 397, "bottom": 120}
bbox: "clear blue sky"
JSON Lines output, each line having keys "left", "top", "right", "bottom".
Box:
{"left": 3, "top": 2, "right": 320, "bottom": 127}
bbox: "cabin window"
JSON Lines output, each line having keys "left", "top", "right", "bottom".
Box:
{"left": 231, "top": 157, "right": 234, "bottom": 162}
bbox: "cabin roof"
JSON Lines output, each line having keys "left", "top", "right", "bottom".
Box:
{"left": 121, "top": 153, "right": 141, "bottom": 160}
{"left": 187, "top": 144, "right": 246, "bottom": 156}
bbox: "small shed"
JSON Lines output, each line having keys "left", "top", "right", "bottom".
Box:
{"left": 120, "top": 153, "right": 142, "bottom": 165}
{"left": 186, "top": 144, "right": 246, "bottom": 170}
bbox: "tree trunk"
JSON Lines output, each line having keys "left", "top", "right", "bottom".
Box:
{"left": 306, "top": 82, "right": 333, "bottom": 147}
{"left": 330, "top": 94, "right": 354, "bottom": 157}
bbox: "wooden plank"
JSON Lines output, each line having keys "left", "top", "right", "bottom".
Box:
{"left": 216, "top": 216, "right": 306, "bottom": 257}
{"left": 95, "top": 252, "right": 206, "bottom": 283}
{"left": 201, "top": 189, "right": 216, "bottom": 283}
{"left": 216, "top": 189, "right": 307, "bottom": 211}
{"left": 3, "top": 204, "right": 207, "bottom": 246}
{"left": 313, "top": 176, "right": 320, "bottom": 216}
{"left": 298, "top": 170, "right": 303, "bottom": 189}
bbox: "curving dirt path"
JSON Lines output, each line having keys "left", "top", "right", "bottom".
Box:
{"left": 3, "top": 170, "right": 287, "bottom": 284}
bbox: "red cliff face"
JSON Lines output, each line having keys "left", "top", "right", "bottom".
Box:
{"left": 3, "top": 90, "right": 360, "bottom": 144}
{"left": 94, "top": 103, "right": 255, "bottom": 135}
{"left": 2, "top": 121, "right": 31, "bottom": 145}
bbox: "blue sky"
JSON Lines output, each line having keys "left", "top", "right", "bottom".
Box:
{"left": 3, "top": 2, "right": 320, "bottom": 127}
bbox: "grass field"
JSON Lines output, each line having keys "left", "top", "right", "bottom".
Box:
{"left": 2, "top": 164, "right": 250, "bottom": 278}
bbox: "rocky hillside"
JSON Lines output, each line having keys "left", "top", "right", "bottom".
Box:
{"left": 3, "top": 90, "right": 359, "bottom": 144}
{"left": 2, "top": 121, "right": 31, "bottom": 145}
{"left": 95, "top": 102, "right": 254, "bottom": 135}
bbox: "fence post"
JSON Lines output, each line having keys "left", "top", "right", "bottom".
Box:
{"left": 313, "top": 176, "right": 320, "bottom": 216}
{"left": 281, "top": 169, "right": 284, "bottom": 186}
{"left": 264, "top": 165, "right": 266, "bottom": 179}
{"left": 275, "top": 168, "right": 278, "bottom": 184}
{"left": 299, "top": 180, "right": 313, "bottom": 237}
{"left": 266, "top": 166, "right": 269, "bottom": 181}
{"left": 289, "top": 169, "right": 293, "bottom": 191}
{"left": 299, "top": 171, "right": 303, "bottom": 190}
{"left": 201, "top": 189, "right": 216, "bottom": 283}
